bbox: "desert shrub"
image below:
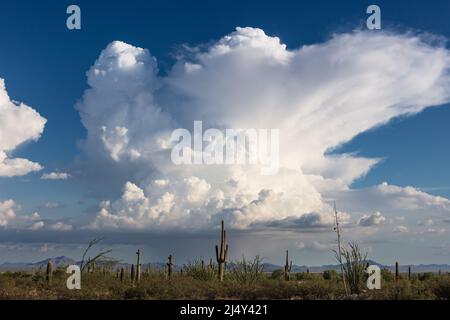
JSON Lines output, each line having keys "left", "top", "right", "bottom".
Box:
{"left": 418, "top": 272, "right": 434, "bottom": 281}
{"left": 295, "top": 272, "right": 313, "bottom": 281}
{"left": 433, "top": 279, "right": 450, "bottom": 300}
{"left": 183, "top": 259, "right": 216, "bottom": 281}
{"left": 294, "top": 280, "right": 342, "bottom": 300}
{"left": 124, "top": 286, "right": 148, "bottom": 300}
{"left": 269, "top": 269, "right": 284, "bottom": 280}
{"left": 227, "top": 256, "right": 265, "bottom": 284}
{"left": 323, "top": 270, "right": 338, "bottom": 280}
{"left": 381, "top": 268, "right": 394, "bottom": 282}
{"left": 336, "top": 242, "right": 367, "bottom": 294}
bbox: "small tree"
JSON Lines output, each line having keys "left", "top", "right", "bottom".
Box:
{"left": 79, "top": 238, "right": 112, "bottom": 273}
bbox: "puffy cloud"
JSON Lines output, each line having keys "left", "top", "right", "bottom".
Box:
{"left": 76, "top": 41, "right": 173, "bottom": 164}
{"left": 265, "top": 212, "right": 344, "bottom": 230}
{"left": 48, "top": 222, "right": 73, "bottom": 231}
{"left": 310, "top": 241, "right": 335, "bottom": 251}
{"left": 328, "top": 182, "right": 450, "bottom": 218}
{"left": 0, "top": 79, "right": 46, "bottom": 177}
{"left": 76, "top": 28, "right": 450, "bottom": 231}
{"left": 0, "top": 199, "right": 16, "bottom": 226}
{"left": 375, "top": 182, "right": 450, "bottom": 210}
{"left": 41, "top": 172, "right": 71, "bottom": 180}
{"left": 29, "top": 221, "right": 45, "bottom": 231}
{"left": 358, "top": 211, "right": 386, "bottom": 227}
{"left": 295, "top": 240, "right": 335, "bottom": 251}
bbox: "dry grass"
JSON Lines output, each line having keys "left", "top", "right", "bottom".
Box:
{"left": 0, "top": 267, "right": 449, "bottom": 300}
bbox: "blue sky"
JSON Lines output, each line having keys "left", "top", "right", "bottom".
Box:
{"left": 1, "top": 0, "right": 450, "bottom": 265}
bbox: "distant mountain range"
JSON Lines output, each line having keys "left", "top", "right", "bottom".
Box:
{"left": 260, "top": 260, "right": 450, "bottom": 273}
{"left": 0, "top": 256, "right": 77, "bottom": 272}
{"left": 1, "top": 256, "right": 449, "bottom": 273}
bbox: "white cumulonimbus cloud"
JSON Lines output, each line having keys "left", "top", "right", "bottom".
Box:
{"left": 75, "top": 27, "right": 450, "bottom": 231}
{"left": 0, "top": 79, "right": 46, "bottom": 177}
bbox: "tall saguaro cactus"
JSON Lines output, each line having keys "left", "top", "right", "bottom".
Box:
{"left": 136, "top": 249, "right": 141, "bottom": 283}
{"left": 120, "top": 267, "right": 124, "bottom": 282}
{"left": 395, "top": 261, "right": 399, "bottom": 281}
{"left": 215, "top": 220, "right": 229, "bottom": 282}
{"left": 284, "top": 250, "right": 293, "bottom": 281}
{"left": 167, "top": 255, "right": 174, "bottom": 279}
{"left": 130, "top": 264, "right": 135, "bottom": 284}
{"left": 46, "top": 260, "right": 53, "bottom": 285}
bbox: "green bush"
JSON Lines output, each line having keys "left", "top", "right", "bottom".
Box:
{"left": 323, "top": 270, "right": 338, "bottom": 280}
{"left": 381, "top": 268, "right": 394, "bottom": 282}
{"left": 183, "top": 259, "right": 216, "bottom": 281}
{"left": 269, "top": 269, "right": 284, "bottom": 280}
{"left": 227, "top": 256, "right": 265, "bottom": 284}
{"left": 418, "top": 272, "right": 434, "bottom": 281}
{"left": 295, "top": 272, "right": 313, "bottom": 281}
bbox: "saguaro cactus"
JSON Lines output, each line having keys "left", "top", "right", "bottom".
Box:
{"left": 167, "top": 255, "right": 174, "bottom": 279}
{"left": 395, "top": 261, "right": 399, "bottom": 281}
{"left": 284, "top": 250, "right": 293, "bottom": 281}
{"left": 408, "top": 266, "right": 411, "bottom": 280}
{"left": 136, "top": 249, "right": 141, "bottom": 283}
{"left": 120, "top": 267, "right": 124, "bottom": 282}
{"left": 46, "top": 260, "right": 53, "bottom": 284}
{"left": 130, "top": 264, "right": 135, "bottom": 283}
{"left": 215, "top": 220, "right": 229, "bottom": 282}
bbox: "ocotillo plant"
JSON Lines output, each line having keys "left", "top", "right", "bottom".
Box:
{"left": 131, "top": 264, "right": 135, "bottom": 284}
{"left": 395, "top": 261, "right": 399, "bottom": 282}
{"left": 46, "top": 261, "right": 53, "bottom": 285}
{"left": 215, "top": 220, "right": 229, "bottom": 282}
{"left": 284, "top": 250, "right": 293, "bottom": 281}
{"left": 167, "top": 255, "right": 174, "bottom": 279}
{"left": 136, "top": 249, "right": 141, "bottom": 283}
{"left": 120, "top": 267, "right": 124, "bottom": 282}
